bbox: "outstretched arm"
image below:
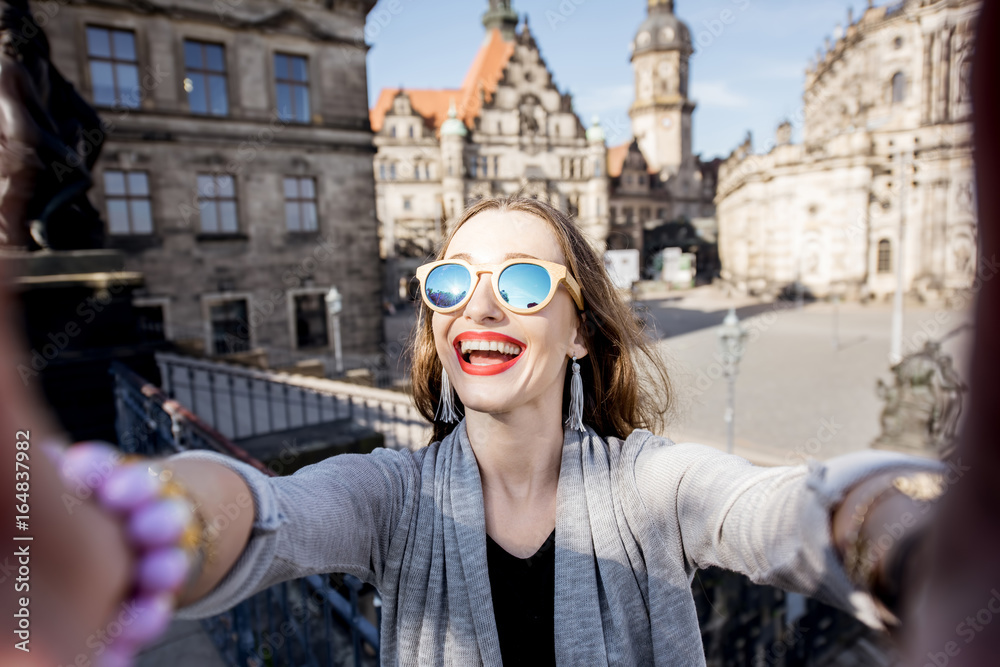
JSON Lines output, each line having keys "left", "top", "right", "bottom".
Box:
{"left": 169, "top": 444, "right": 418, "bottom": 619}
{"left": 635, "top": 439, "right": 943, "bottom": 628}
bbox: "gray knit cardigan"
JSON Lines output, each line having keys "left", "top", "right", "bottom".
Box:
{"left": 174, "top": 421, "right": 939, "bottom": 665}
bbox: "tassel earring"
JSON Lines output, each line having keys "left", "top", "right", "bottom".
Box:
{"left": 435, "top": 367, "right": 461, "bottom": 423}
{"left": 565, "top": 356, "right": 585, "bottom": 432}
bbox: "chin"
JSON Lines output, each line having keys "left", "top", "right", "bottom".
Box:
{"left": 453, "top": 383, "right": 519, "bottom": 416}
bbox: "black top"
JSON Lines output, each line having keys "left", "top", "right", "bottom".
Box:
{"left": 486, "top": 529, "right": 557, "bottom": 666}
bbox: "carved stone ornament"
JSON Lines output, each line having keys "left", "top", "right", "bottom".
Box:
{"left": 873, "top": 339, "right": 967, "bottom": 459}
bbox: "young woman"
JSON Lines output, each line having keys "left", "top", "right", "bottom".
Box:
{"left": 12, "top": 196, "right": 943, "bottom": 666}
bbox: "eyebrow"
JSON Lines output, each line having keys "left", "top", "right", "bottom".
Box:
{"left": 447, "top": 252, "right": 542, "bottom": 262}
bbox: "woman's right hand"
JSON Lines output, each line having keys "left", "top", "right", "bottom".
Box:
{"left": 0, "top": 262, "right": 134, "bottom": 666}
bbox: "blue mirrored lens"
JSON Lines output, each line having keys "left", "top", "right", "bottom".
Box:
{"left": 425, "top": 264, "right": 471, "bottom": 309}
{"left": 498, "top": 263, "right": 551, "bottom": 310}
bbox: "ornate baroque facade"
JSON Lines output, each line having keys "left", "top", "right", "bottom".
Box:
{"left": 370, "top": 1, "right": 608, "bottom": 299}
{"left": 371, "top": 0, "right": 720, "bottom": 295}
{"left": 46, "top": 0, "right": 383, "bottom": 366}
{"left": 606, "top": 0, "right": 719, "bottom": 263}
{"left": 716, "top": 0, "right": 980, "bottom": 300}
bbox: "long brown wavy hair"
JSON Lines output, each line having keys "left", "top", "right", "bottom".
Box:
{"left": 410, "top": 195, "right": 673, "bottom": 445}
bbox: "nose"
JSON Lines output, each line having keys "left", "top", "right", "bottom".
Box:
{"left": 463, "top": 270, "right": 504, "bottom": 323}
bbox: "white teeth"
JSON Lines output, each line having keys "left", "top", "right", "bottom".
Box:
{"left": 458, "top": 340, "right": 523, "bottom": 356}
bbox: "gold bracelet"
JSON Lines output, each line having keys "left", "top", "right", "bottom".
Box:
{"left": 156, "top": 466, "right": 218, "bottom": 577}
{"left": 843, "top": 472, "right": 945, "bottom": 595}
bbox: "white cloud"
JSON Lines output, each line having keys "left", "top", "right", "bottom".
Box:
{"left": 690, "top": 81, "right": 752, "bottom": 109}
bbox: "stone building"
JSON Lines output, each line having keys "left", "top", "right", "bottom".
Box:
{"left": 44, "top": 0, "right": 383, "bottom": 368}
{"left": 605, "top": 0, "right": 719, "bottom": 273}
{"left": 369, "top": 0, "right": 609, "bottom": 301}
{"left": 716, "top": 0, "right": 980, "bottom": 301}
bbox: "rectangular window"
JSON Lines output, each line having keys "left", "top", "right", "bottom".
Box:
{"left": 414, "top": 163, "right": 421, "bottom": 181}
{"left": 403, "top": 196, "right": 412, "bottom": 211}
{"left": 197, "top": 174, "right": 238, "bottom": 234}
{"left": 389, "top": 163, "right": 396, "bottom": 180}
{"left": 379, "top": 164, "right": 386, "bottom": 180}
{"left": 274, "top": 53, "right": 310, "bottom": 123}
{"left": 492, "top": 156, "right": 499, "bottom": 178}
{"left": 104, "top": 170, "right": 153, "bottom": 235}
{"left": 209, "top": 299, "right": 249, "bottom": 354}
{"left": 284, "top": 176, "right": 318, "bottom": 233}
{"left": 294, "top": 293, "right": 329, "bottom": 349}
{"left": 86, "top": 27, "right": 140, "bottom": 108}
{"left": 184, "top": 40, "right": 228, "bottom": 115}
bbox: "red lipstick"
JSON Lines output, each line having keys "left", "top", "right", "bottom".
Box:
{"left": 453, "top": 331, "right": 526, "bottom": 376}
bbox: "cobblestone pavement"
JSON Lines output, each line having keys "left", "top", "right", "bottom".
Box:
{"left": 646, "top": 287, "right": 974, "bottom": 465}
{"left": 383, "top": 287, "right": 975, "bottom": 465}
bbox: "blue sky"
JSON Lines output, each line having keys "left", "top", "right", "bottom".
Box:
{"left": 365, "top": 0, "right": 865, "bottom": 160}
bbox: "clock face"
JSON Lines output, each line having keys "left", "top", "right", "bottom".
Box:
{"left": 661, "top": 27, "right": 675, "bottom": 42}
{"left": 637, "top": 31, "right": 651, "bottom": 47}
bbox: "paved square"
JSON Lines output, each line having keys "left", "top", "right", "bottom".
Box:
{"left": 644, "top": 288, "right": 974, "bottom": 465}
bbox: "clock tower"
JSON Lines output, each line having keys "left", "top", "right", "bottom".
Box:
{"left": 629, "top": 0, "right": 696, "bottom": 192}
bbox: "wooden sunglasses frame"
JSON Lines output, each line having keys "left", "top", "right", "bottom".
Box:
{"left": 415, "top": 258, "right": 585, "bottom": 315}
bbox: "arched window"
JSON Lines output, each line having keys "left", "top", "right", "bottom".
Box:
{"left": 891, "top": 72, "right": 906, "bottom": 104}
{"left": 877, "top": 239, "right": 892, "bottom": 273}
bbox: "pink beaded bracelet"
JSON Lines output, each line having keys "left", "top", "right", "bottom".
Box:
{"left": 46, "top": 441, "right": 206, "bottom": 667}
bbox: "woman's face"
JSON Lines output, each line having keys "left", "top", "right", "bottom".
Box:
{"left": 432, "top": 209, "right": 587, "bottom": 418}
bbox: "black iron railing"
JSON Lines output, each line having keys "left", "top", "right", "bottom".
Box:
{"left": 110, "top": 361, "right": 381, "bottom": 667}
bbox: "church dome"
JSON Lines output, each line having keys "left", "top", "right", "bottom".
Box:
{"left": 631, "top": 0, "right": 692, "bottom": 58}
{"left": 440, "top": 102, "right": 468, "bottom": 137}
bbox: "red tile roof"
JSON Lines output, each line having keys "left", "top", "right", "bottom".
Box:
{"left": 607, "top": 140, "right": 658, "bottom": 177}
{"left": 369, "top": 29, "right": 516, "bottom": 135}
{"left": 607, "top": 142, "right": 630, "bottom": 178}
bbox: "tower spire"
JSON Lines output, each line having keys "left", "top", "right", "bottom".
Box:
{"left": 482, "top": 0, "right": 518, "bottom": 40}
{"left": 648, "top": 0, "right": 675, "bottom": 13}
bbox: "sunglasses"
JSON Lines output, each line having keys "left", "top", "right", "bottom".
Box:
{"left": 415, "top": 258, "right": 585, "bottom": 314}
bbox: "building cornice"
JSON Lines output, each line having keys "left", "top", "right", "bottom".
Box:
{"left": 76, "top": 0, "right": 372, "bottom": 47}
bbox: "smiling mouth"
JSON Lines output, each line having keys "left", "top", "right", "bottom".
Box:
{"left": 454, "top": 337, "right": 525, "bottom": 376}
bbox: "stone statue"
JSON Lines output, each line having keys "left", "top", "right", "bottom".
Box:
{"left": 873, "top": 338, "right": 967, "bottom": 459}
{"left": 0, "top": 0, "right": 104, "bottom": 250}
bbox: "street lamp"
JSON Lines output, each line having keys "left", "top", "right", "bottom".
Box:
{"left": 718, "top": 307, "right": 748, "bottom": 454}
{"left": 325, "top": 286, "right": 344, "bottom": 374}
